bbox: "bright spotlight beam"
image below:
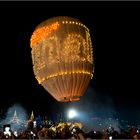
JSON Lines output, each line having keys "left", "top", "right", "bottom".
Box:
{"left": 68, "top": 109, "right": 77, "bottom": 119}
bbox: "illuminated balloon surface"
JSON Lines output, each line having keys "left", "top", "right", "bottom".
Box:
{"left": 30, "top": 16, "right": 94, "bottom": 102}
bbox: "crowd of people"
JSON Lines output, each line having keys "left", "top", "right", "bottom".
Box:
{"left": 0, "top": 119, "right": 140, "bottom": 139}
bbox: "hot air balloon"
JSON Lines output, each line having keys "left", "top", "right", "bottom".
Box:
{"left": 30, "top": 16, "right": 94, "bottom": 102}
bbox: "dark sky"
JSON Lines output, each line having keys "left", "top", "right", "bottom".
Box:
{"left": 0, "top": 1, "right": 140, "bottom": 122}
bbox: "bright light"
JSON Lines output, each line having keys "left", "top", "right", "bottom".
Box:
{"left": 68, "top": 109, "right": 77, "bottom": 119}
{"left": 109, "top": 136, "right": 112, "bottom": 140}
{"left": 14, "top": 131, "right": 18, "bottom": 137}
{"left": 33, "top": 121, "right": 36, "bottom": 128}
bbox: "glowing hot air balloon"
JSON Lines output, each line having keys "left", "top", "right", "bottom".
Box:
{"left": 30, "top": 16, "right": 94, "bottom": 102}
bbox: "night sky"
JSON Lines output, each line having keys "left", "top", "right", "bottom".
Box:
{"left": 0, "top": 1, "right": 140, "bottom": 122}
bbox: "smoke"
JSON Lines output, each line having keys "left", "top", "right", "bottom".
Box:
{"left": 0, "top": 104, "right": 28, "bottom": 132}
{"left": 64, "top": 87, "right": 120, "bottom": 132}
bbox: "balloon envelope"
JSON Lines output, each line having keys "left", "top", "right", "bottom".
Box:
{"left": 30, "top": 16, "right": 94, "bottom": 102}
